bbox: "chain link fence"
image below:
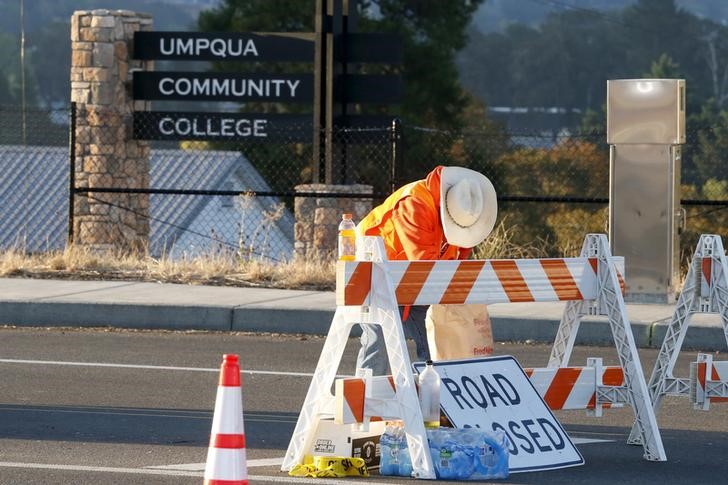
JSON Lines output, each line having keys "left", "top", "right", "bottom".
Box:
{"left": 0, "top": 106, "right": 69, "bottom": 252}
{"left": 0, "top": 105, "right": 727, "bottom": 263}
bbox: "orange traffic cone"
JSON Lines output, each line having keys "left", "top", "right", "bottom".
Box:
{"left": 203, "top": 354, "right": 248, "bottom": 485}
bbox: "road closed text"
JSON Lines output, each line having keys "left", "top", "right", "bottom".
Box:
{"left": 431, "top": 356, "right": 583, "bottom": 472}
{"left": 440, "top": 374, "right": 565, "bottom": 455}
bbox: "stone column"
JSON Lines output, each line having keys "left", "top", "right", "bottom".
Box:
{"left": 70, "top": 10, "right": 152, "bottom": 252}
{"left": 294, "top": 184, "right": 373, "bottom": 259}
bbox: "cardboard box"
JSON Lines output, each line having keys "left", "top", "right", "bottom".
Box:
{"left": 309, "top": 419, "right": 386, "bottom": 469}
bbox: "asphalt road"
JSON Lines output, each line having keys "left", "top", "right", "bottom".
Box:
{"left": 0, "top": 326, "right": 726, "bottom": 484}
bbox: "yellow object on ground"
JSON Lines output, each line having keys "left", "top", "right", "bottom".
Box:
{"left": 288, "top": 456, "right": 370, "bottom": 478}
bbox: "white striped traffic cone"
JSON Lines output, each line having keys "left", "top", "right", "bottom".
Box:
{"left": 203, "top": 354, "right": 248, "bottom": 485}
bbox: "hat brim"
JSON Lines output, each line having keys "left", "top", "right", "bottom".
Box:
{"left": 440, "top": 166, "right": 498, "bottom": 248}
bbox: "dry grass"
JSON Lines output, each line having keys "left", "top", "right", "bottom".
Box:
{"left": 473, "top": 218, "right": 556, "bottom": 260}
{"left": 0, "top": 217, "right": 588, "bottom": 291}
{"left": 0, "top": 245, "right": 337, "bottom": 291}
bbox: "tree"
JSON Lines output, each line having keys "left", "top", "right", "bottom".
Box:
{"left": 198, "top": 0, "right": 485, "bottom": 129}
{"left": 28, "top": 22, "right": 69, "bottom": 107}
{"left": 458, "top": 0, "right": 728, "bottom": 126}
{"left": 644, "top": 53, "right": 681, "bottom": 78}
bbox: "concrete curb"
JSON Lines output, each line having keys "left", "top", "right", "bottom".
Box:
{"left": 1, "top": 299, "right": 725, "bottom": 352}
{"left": 0, "top": 276, "right": 724, "bottom": 351}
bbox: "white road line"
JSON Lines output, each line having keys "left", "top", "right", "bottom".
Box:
{"left": 0, "top": 358, "right": 314, "bottom": 377}
{"left": 0, "top": 462, "right": 394, "bottom": 484}
{"left": 571, "top": 437, "right": 613, "bottom": 444}
{"left": 147, "top": 457, "right": 282, "bottom": 470}
{"left": 145, "top": 462, "right": 206, "bottom": 471}
{"left": 0, "top": 462, "right": 200, "bottom": 477}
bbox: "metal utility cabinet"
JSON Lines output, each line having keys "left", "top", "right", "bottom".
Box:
{"left": 607, "top": 79, "right": 685, "bottom": 303}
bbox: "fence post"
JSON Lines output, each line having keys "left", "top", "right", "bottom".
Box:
{"left": 390, "top": 118, "right": 402, "bottom": 194}
{"left": 68, "top": 101, "right": 76, "bottom": 244}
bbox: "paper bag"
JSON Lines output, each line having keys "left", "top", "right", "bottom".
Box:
{"left": 425, "top": 304, "right": 494, "bottom": 360}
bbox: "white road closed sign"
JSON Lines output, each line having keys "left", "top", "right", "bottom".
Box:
{"left": 414, "top": 356, "right": 584, "bottom": 473}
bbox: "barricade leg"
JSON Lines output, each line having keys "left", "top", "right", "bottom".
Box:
{"left": 549, "top": 300, "right": 585, "bottom": 367}
{"left": 549, "top": 235, "right": 598, "bottom": 368}
{"left": 282, "top": 306, "right": 358, "bottom": 472}
{"left": 626, "top": 260, "right": 697, "bottom": 445}
{"left": 368, "top": 259, "right": 435, "bottom": 479}
{"left": 594, "top": 235, "right": 667, "bottom": 461}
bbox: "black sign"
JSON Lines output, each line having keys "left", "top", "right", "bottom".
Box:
{"left": 133, "top": 31, "right": 314, "bottom": 62}
{"left": 338, "top": 75, "right": 402, "bottom": 104}
{"left": 133, "top": 72, "right": 314, "bottom": 102}
{"left": 133, "top": 111, "right": 312, "bottom": 141}
{"left": 336, "top": 33, "right": 402, "bottom": 64}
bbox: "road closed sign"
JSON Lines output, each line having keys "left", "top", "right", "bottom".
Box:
{"left": 413, "top": 356, "right": 584, "bottom": 473}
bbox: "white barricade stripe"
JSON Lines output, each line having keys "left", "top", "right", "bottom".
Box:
{"left": 713, "top": 361, "right": 728, "bottom": 380}
{"left": 336, "top": 376, "right": 397, "bottom": 424}
{"left": 570, "top": 259, "right": 596, "bottom": 300}
{"left": 520, "top": 259, "right": 559, "bottom": 302}
{"left": 524, "top": 368, "right": 557, "bottom": 399}
{"left": 563, "top": 367, "right": 597, "bottom": 410}
{"left": 414, "top": 260, "right": 459, "bottom": 305}
{"left": 469, "top": 261, "right": 509, "bottom": 304}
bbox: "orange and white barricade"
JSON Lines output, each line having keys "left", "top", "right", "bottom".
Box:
{"left": 281, "top": 234, "right": 665, "bottom": 479}
{"left": 628, "top": 234, "right": 728, "bottom": 443}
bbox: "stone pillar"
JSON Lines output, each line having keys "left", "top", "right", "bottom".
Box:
{"left": 70, "top": 10, "right": 152, "bottom": 252}
{"left": 294, "top": 184, "right": 373, "bottom": 259}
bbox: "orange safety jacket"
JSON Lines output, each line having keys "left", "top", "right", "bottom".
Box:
{"left": 357, "top": 166, "right": 471, "bottom": 262}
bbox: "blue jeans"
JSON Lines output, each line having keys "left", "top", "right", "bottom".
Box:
{"left": 356, "top": 305, "right": 430, "bottom": 376}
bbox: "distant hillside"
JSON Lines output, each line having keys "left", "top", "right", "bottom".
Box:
{"left": 0, "top": 0, "right": 202, "bottom": 34}
{"left": 474, "top": 0, "right": 728, "bottom": 33}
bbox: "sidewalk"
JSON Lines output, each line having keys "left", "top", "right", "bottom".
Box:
{"left": 0, "top": 277, "right": 723, "bottom": 350}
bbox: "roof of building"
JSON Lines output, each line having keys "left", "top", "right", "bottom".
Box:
{"left": 0, "top": 145, "right": 293, "bottom": 260}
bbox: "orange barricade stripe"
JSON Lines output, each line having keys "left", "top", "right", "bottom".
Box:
{"left": 440, "top": 260, "right": 486, "bottom": 304}
{"left": 616, "top": 270, "right": 626, "bottom": 295}
{"left": 542, "top": 367, "right": 582, "bottom": 410}
{"left": 587, "top": 367, "right": 624, "bottom": 409}
{"left": 702, "top": 258, "right": 712, "bottom": 288}
{"left": 490, "top": 260, "right": 534, "bottom": 302}
{"left": 345, "top": 262, "right": 372, "bottom": 305}
{"left": 587, "top": 257, "right": 625, "bottom": 294}
{"left": 540, "top": 259, "right": 583, "bottom": 301}
{"left": 396, "top": 261, "right": 435, "bottom": 304}
{"left": 698, "top": 362, "right": 707, "bottom": 391}
{"left": 344, "top": 379, "right": 365, "bottom": 423}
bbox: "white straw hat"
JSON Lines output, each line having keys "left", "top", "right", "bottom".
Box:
{"left": 440, "top": 166, "right": 497, "bottom": 248}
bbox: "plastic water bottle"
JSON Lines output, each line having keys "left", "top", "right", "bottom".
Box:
{"left": 418, "top": 360, "right": 441, "bottom": 428}
{"left": 338, "top": 213, "right": 356, "bottom": 261}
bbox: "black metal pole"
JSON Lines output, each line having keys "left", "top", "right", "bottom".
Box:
{"left": 390, "top": 117, "right": 401, "bottom": 194}
{"left": 67, "top": 102, "right": 76, "bottom": 244}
